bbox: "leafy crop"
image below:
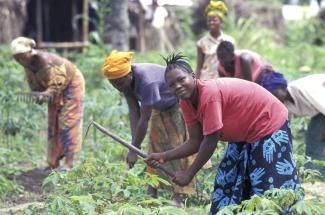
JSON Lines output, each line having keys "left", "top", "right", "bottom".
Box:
{"left": 1, "top": 5, "right": 325, "bottom": 214}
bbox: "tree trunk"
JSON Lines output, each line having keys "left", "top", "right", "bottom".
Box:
{"left": 0, "top": 0, "right": 27, "bottom": 44}
{"left": 108, "top": 0, "right": 129, "bottom": 51}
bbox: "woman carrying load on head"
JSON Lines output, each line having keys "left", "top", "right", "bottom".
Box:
{"left": 196, "top": 0, "right": 235, "bottom": 80}
{"left": 261, "top": 72, "right": 325, "bottom": 173}
{"left": 101, "top": 50, "right": 196, "bottom": 207}
{"left": 145, "top": 53, "right": 300, "bottom": 214}
{"left": 11, "top": 37, "right": 85, "bottom": 171}
{"left": 217, "top": 40, "right": 274, "bottom": 84}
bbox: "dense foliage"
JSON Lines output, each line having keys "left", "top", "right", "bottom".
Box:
{"left": 1, "top": 3, "right": 325, "bottom": 214}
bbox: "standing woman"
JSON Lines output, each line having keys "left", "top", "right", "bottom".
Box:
{"left": 261, "top": 72, "right": 325, "bottom": 173}
{"left": 101, "top": 50, "right": 195, "bottom": 206}
{"left": 196, "top": 0, "right": 235, "bottom": 80}
{"left": 146, "top": 54, "right": 300, "bottom": 214}
{"left": 11, "top": 37, "right": 85, "bottom": 171}
{"left": 217, "top": 40, "right": 274, "bottom": 84}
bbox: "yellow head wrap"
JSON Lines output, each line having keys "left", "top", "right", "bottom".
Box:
{"left": 205, "top": 0, "right": 228, "bottom": 21}
{"left": 102, "top": 50, "right": 134, "bottom": 80}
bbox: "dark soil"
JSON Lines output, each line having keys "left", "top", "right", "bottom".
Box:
{"left": 0, "top": 168, "right": 52, "bottom": 209}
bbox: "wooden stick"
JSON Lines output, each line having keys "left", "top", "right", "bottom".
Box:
{"left": 82, "top": 0, "right": 89, "bottom": 42}
{"left": 38, "top": 41, "right": 89, "bottom": 49}
{"left": 86, "top": 121, "right": 175, "bottom": 178}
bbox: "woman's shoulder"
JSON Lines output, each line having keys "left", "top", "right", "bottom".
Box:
{"left": 290, "top": 74, "right": 325, "bottom": 90}
{"left": 196, "top": 34, "right": 211, "bottom": 46}
{"left": 236, "top": 49, "right": 259, "bottom": 57}
{"left": 197, "top": 80, "right": 221, "bottom": 102}
{"left": 219, "top": 33, "right": 235, "bottom": 43}
{"left": 38, "top": 51, "right": 65, "bottom": 66}
{"left": 132, "top": 64, "right": 165, "bottom": 85}
{"left": 133, "top": 63, "right": 165, "bottom": 76}
{"left": 133, "top": 63, "right": 164, "bottom": 70}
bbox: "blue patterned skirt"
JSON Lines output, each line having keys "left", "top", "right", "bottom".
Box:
{"left": 209, "top": 121, "right": 300, "bottom": 214}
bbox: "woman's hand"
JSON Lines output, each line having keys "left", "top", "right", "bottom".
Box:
{"left": 144, "top": 152, "right": 167, "bottom": 167}
{"left": 33, "top": 92, "right": 52, "bottom": 104}
{"left": 126, "top": 151, "right": 138, "bottom": 169}
{"left": 172, "top": 170, "right": 194, "bottom": 187}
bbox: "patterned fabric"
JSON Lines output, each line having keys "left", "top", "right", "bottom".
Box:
{"left": 209, "top": 121, "right": 300, "bottom": 214}
{"left": 26, "top": 52, "right": 79, "bottom": 94}
{"left": 47, "top": 70, "right": 84, "bottom": 167}
{"left": 197, "top": 34, "right": 234, "bottom": 80}
{"left": 205, "top": 0, "right": 228, "bottom": 20}
{"left": 26, "top": 52, "right": 85, "bottom": 167}
{"left": 148, "top": 104, "right": 195, "bottom": 194}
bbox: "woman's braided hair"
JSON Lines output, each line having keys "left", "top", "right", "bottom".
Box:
{"left": 163, "top": 52, "right": 193, "bottom": 76}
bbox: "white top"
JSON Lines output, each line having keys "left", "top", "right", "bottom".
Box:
{"left": 196, "top": 33, "right": 235, "bottom": 80}
{"left": 284, "top": 74, "right": 325, "bottom": 117}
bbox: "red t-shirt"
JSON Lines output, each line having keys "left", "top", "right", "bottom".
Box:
{"left": 218, "top": 50, "right": 271, "bottom": 83}
{"left": 179, "top": 79, "right": 288, "bottom": 143}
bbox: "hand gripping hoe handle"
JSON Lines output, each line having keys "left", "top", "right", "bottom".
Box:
{"left": 85, "top": 121, "right": 175, "bottom": 178}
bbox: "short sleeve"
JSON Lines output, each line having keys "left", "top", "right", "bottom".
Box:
{"left": 202, "top": 101, "right": 223, "bottom": 135}
{"left": 140, "top": 83, "right": 161, "bottom": 106}
{"left": 179, "top": 100, "right": 198, "bottom": 126}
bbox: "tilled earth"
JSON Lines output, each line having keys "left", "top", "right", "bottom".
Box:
{"left": 0, "top": 168, "right": 51, "bottom": 214}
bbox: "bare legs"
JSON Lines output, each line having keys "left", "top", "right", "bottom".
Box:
{"left": 64, "top": 153, "right": 74, "bottom": 169}
{"left": 47, "top": 153, "right": 74, "bottom": 171}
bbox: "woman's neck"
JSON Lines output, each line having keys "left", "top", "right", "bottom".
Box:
{"left": 210, "top": 30, "right": 221, "bottom": 39}
{"left": 26, "top": 51, "right": 46, "bottom": 72}
{"left": 190, "top": 80, "right": 199, "bottom": 108}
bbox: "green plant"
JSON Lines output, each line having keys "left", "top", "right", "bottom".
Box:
{"left": 219, "top": 188, "right": 325, "bottom": 215}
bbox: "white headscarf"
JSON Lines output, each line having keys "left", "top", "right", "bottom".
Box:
{"left": 10, "top": 37, "right": 37, "bottom": 56}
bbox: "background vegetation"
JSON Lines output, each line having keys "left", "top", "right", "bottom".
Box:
{"left": 0, "top": 2, "right": 325, "bottom": 214}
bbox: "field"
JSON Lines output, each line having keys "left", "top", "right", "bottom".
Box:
{"left": 1, "top": 8, "right": 325, "bottom": 215}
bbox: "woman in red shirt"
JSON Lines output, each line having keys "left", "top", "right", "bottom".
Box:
{"left": 145, "top": 53, "right": 300, "bottom": 214}
{"left": 217, "top": 40, "right": 274, "bottom": 84}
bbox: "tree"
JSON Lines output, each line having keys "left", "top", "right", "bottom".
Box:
{"left": 0, "top": 0, "right": 27, "bottom": 44}
{"left": 107, "top": 0, "right": 129, "bottom": 51}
